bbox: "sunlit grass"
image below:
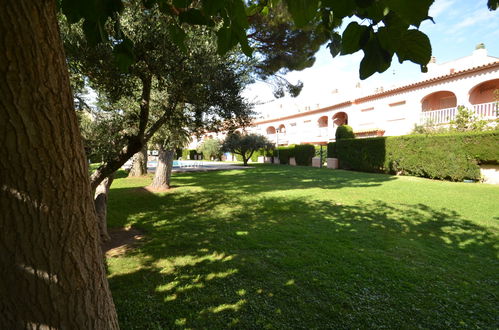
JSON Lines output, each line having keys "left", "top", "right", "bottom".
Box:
{"left": 107, "top": 164, "right": 499, "bottom": 329}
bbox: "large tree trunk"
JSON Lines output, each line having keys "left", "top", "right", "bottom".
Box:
{"left": 128, "top": 145, "right": 148, "bottom": 177}
{"left": 0, "top": 1, "right": 118, "bottom": 328}
{"left": 149, "top": 147, "right": 175, "bottom": 190}
{"left": 94, "top": 175, "right": 115, "bottom": 242}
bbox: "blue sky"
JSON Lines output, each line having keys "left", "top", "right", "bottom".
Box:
{"left": 245, "top": 0, "right": 499, "bottom": 116}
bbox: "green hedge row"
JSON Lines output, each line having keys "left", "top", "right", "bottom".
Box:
{"left": 327, "top": 142, "right": 337, "bottom": 158}
{"left": 277, "top": 145, "right": 295, "bottom": 164}
{"left": 295, "top": 144, "right": 315, "bottom": 166}
{"left": 335, "top": 131, "right": 499, "bottom": 181}
{"left": 187, "top": 149, "right": 203, "bottom": 160}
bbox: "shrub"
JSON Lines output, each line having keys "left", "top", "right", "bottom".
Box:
{"left": 294, "top": 144, "right": 315, "bottom": 166}
{"left": 188, "top": 149, "right": 203, "bottom": 160}
{"left": 335, "top": 125, "right": 355, "bottom": 140}
{"left": 327, "top": 142, "right": 337, "bottom": 158}
{"left": 335, "top": 131, "right": 499, "bottom": 181}
{"left": 181, "top": 149, "right": 189, "bottom": 160}
{"left": 277, "top": 145, "right": 295, "bottom": 164}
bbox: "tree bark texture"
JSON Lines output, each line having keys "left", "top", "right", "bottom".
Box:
{"left": 128, "top": 146, "right": 148, "bottom": 177}
{"left": 94, "top": 175, "right": 115, "bottom": 242}
{"left": 150, "top": 147, "right": 175, "bottom": 190}
{"left": 0, "top": 1, "right": 119, "bottom": 328}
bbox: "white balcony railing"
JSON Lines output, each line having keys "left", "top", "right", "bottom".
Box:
{"left": 420, "top": 107, "right": 457, "bottom": 125}
{"left": 420, "top": 102, "right": 498, "bottom": 125}
{"left": 473, "top": 102, "right": 498, "bottom": 119}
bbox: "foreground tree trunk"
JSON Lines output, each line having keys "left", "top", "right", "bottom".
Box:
{"left": 94, "top": 175, "right": 115, "bottom": 242}
{"left": 0, "top": 1, "right": 119, "bottom": 328}
{"left": 149, "top": 147, "right": 175, "bottom": 189}
{"left": 128, "top": 146, "right": 148, "bottom": 177}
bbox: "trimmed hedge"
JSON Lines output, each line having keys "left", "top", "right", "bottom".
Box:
{"left": 295, "top": 144, "right": 315, "bottom": 166}
{"left": 336, "top": 131, "right": 499, "bottom": 181}
{"left": 327, "top": 142, "right": 337, "bottom": 158}
{"left": 181, "top": 149, "right": 189, "bottom": 160}
{"left": 188, "top": 149, "right": 203, "bottom": 160}
{"left": 277, "top": 145, "right": 295, "bottom": 164}
{"left": 335, "top": 125, "right": 355, "bottom": 140}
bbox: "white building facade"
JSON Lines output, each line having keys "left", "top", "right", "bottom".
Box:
{"left": 189, "top": 47, "right": 499, "bottom": 149}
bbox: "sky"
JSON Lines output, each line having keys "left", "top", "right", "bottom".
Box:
{"left": 244, "top": 0, "right": 499, "bottom": 118}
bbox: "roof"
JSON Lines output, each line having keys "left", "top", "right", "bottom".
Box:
{"left": 253, "top": 60, "right": 499, "bottom": 126}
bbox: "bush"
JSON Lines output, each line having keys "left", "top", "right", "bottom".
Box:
{"left": 181, "top": 149, "right": 189, "bottom": 160}
{"left": 277, "top": 145, "right": 295, "bottom": 164}
{"left": 335, "top": 125, "right": 355, "bottom": 140}
{"left": 335, "top": 131, "right": 499, "bottom": 181}
{"left": 188, "top": 149, "right": 203, "bottom": 160}
{"left": 294, "top": 144, "right": 315, "bottom": 166}
{"left": 327, "top": 142, "right": 337, "bottom": 158}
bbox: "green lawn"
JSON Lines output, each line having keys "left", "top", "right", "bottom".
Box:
{"left": 107, "top": 164, "right": 499, "bottom": 329}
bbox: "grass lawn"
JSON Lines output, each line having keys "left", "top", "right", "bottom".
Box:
{"left": 107, "top": 164, "right": 499, "bottom": 329}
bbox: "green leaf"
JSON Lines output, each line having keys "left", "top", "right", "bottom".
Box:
{"left": 488, "top": 0, "right": 499, "bottom": 10}
{"left": 179, "top": 9, "right": 212, "bottom": 26}
{"left": 359, "top": 35, "right": 392, "bottom": 80}
{"left": 201, "top": 0, "right": 225, "bottom": 16}
{"left": 328, "top": 33, "right": 342, "bottom": 57}
{"left": 216, "top": 25, "right": 238, "bottom": 55}
{"left": 321, "top": 0, "right": 356, "bottom": 18}
{"left": 167, "top": 24, "right": 187, "bottom": 51}
{"left": 395, "top": 29, "right": 431, "bottom": 65}
{"left": 285, "top": 0, "right": 320, "bottom": 27}
{"left": 113, "top": 38, "right": 135, "bottom": 72}
{"left": 385, "top": 0, "right": 433, "bottom": 26}
{"left": 341, "top": 22, "right": 370, "bottom": 55}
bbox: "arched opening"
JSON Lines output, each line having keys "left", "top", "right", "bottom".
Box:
{"left": 277, "top": 124, "right": 286, "bottom": 134}
{"left": 332, "top": 112, "right": 348, "bottom": 126}
{"left": 469, "top": 79, "right": 499, "bottom": 118}
{"left": 469, "top": 79, "right": 499, "bottom": 104}
{"left": 421, "top": 91, "right": 457, "bottom": 111}
{"left": 266, "top": 126, "right": 276, "bottom": 134}
{"left": 318, "top": 116, "right": 328, "bottom": 128}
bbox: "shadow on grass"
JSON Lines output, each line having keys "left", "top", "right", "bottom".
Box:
{"left": 107, "top": 176, "right": 498, "bottom": 328}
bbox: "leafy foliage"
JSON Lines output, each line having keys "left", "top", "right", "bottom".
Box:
{"left": 197, "top": 139, "right": 222, "bottom": 160}
{"left": 276, "top": 145, "right": 295, "bottom": 164}
{"left": 335, "top": 125, "right": 355, "bottom": 140}
{"left": 59, "top": 0, "right": 449, "bottom": 80}
{"left": 294, "top": 144, "right": 315, "bottom": 166}
{"left": 222, "top": 133, "right": 273, "bottom": 165}
{"left": 335, "top": 131, "right": 499, "bottom": 181}
{"left": 327, "top": 142, "right": 337, "bottom": 158}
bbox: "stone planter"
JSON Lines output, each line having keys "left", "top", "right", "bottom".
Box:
{"left": 327, "top": 158, "right": 339, "bottom": 169}
{"left": 312, "top": 157, "right": 321, "bottom": 168}
{"left": 264, "top": 156, "right": 272, "bottom": 163}
{"left": 258, "top": 156, "right": 265, "bottom": 163}
{"left": 480, "top": 165, "right": 499, "bottom": 184}
{"left": 289, "top": 157, "right": 296, "bottom": 166}
{"left": 273, "top": 157, "right": 280, "bottom": 164}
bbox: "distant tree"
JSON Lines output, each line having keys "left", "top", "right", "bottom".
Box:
{"left": 222, "top": 133, "right": 272, "bottom": 166}
{"left": 198, "top": 139, "right": 222, "bottom": 160}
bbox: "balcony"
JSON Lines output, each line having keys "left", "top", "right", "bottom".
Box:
{"left": 420, "top": 102, "right": 498, "bottom": 125}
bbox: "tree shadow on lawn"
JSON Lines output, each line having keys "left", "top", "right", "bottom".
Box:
{"left": 171, "top": 164, "right": 398, "bottom": 194}
{"left": 107, "top": 187, "right": 498, "bottom": 329}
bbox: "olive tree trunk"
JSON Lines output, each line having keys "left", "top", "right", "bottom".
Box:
{"left": 94, "top": 175, "right": 115, "bottom": 242}
{"left": 128, "top": 145, "right": 148, "bottom": 177}
{"left": 0, "top": 1, "right": 119, "bottom": 328}
{"left": 150, "top": 147, "right": 175, "bottom": 190}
